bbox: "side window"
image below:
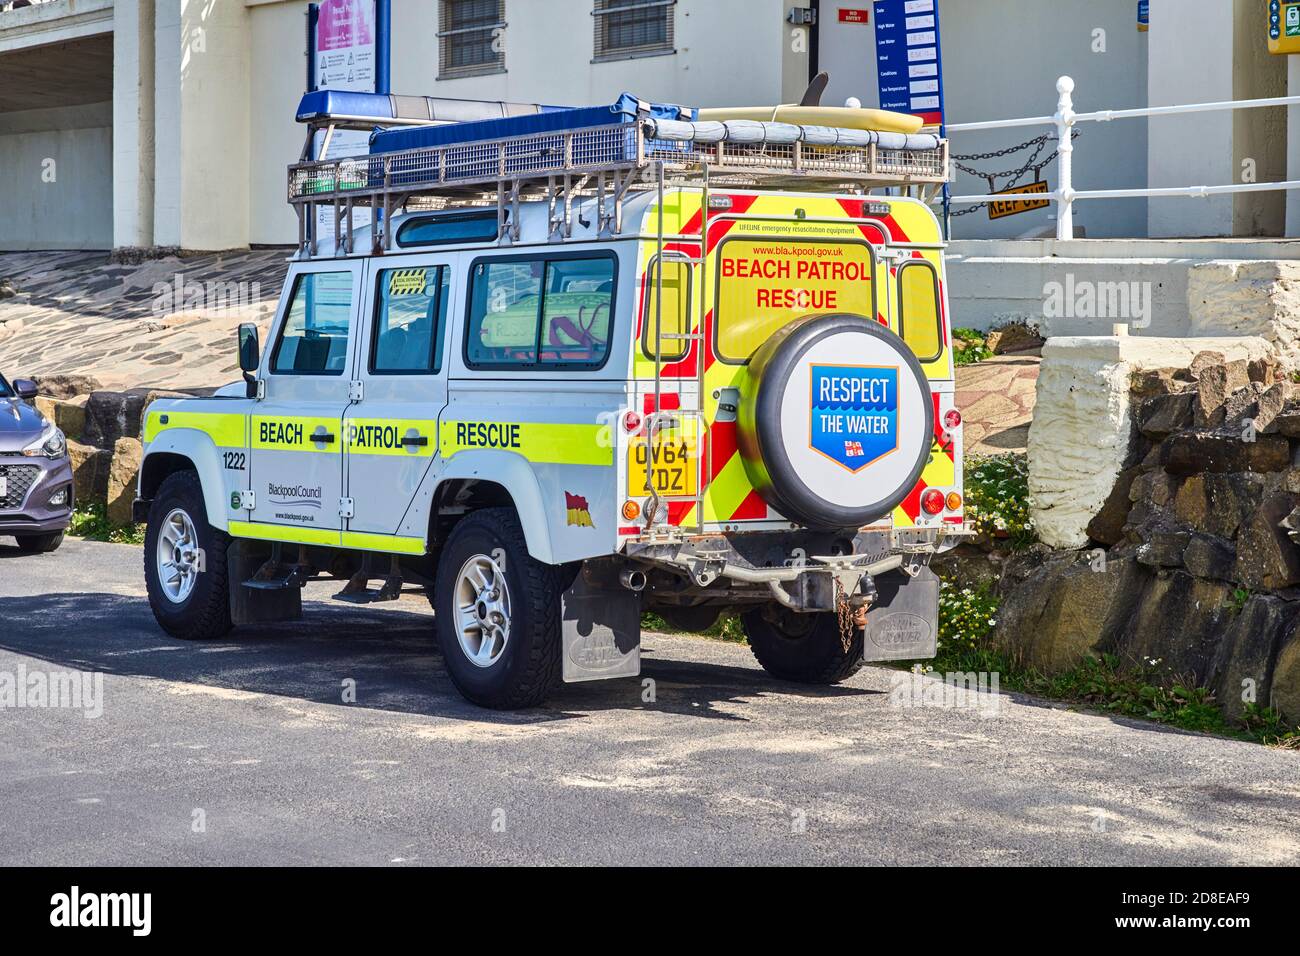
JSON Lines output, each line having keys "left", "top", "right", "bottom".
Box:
{"left": 641, "top": 257, "right": 691, "bottom": 361}
{"left": 466, "top": 255, "right": 615, "bottom": 369}
{"left": 898, "top": 260, "right": 943, "bottom": 363}
{"left": 371, "top": 266, "right": 450, "bottom": 374}
{"left": 271, "top": 271, "right": 354, "bottom": 375}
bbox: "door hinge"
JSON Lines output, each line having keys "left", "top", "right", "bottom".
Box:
{"left": 256, "top": 379, "right": 266, "bottom": 400}
{"left": 338, "top": 497, "right": 355, "bottom": 518}
{"left": 233, "top": 490, "right": 255, "bottom": 511}
{"left": 349, "top": 380, "right": 364, "bottom": 401}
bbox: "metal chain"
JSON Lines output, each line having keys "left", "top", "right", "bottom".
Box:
{"left": 949, "top": 129, "right": 1081, "bottom": 217}
{"left": 835, "top": 578, "right": 855, "bottom": 652}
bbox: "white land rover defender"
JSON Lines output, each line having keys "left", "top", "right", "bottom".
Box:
{"left": 134, "top": 92, "right": 966, "bottom": 708}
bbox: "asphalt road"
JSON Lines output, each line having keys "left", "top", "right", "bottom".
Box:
{"left": 1, "top": 537, "right": 1298, "bottom": 866}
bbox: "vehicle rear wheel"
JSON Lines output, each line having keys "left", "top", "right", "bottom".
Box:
{"left": 742, "top": 606, "right": 864, "bottom": 684}
{"left": 14, "top": 531, "right": 64, "bottom": 553}
{"left": 143, "top": 470, "right": 233, "bottom": 640}
{"left": 433, "top": 507, "right": 561, "bottom": 709}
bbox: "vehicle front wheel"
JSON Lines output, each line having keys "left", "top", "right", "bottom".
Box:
{"left": 143, "top": 470, "right": 233, "bottom": 640}
{"left": 742, "top": 607, "right": 864, "bottom": 684}
{"left": 433, "top": 507, "right": 561, "bottom": 709}
{"left": 14, "top": 531, "right": 64, "bottom": 553}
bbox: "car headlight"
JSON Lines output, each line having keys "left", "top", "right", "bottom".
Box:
{"left": 22, "top": 427, "right": 66, "bottom": 459}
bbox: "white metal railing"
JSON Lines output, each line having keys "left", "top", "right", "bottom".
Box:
{"left": 943, "top": 76, "right": 1300, "bottom": 240}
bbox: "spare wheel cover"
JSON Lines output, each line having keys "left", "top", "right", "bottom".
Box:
{"left": 739, "top": 313, "right": 934, "bottom": 529}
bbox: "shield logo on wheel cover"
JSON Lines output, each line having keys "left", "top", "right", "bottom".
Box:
{"left": 809, "top": 364, "right": 899, "bottom": 472}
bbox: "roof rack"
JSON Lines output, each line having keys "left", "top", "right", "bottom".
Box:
{"left": 288, "top": 108, "right": 949, "bottom": 258}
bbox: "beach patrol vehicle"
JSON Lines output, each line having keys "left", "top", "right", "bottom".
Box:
{"left": 134, "top": 92, "right": 964, "bottom": 708}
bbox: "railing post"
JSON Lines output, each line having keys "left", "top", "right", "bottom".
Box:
{"left": 1055, "top": 75, "right": 1076, "bottom": 241}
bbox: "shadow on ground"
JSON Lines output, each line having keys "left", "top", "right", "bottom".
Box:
{"left": 0, "top": 588, "right": 873, "bottom": 726}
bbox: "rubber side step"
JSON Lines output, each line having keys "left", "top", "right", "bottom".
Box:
{"left": 333, "top": 553, "right": 404, "bottom": 604}
{"left": 241, "top": 543, "right": 312, "bottom": 591}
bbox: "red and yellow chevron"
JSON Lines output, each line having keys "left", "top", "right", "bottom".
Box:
{"left": 628, "top": 189, "right": 958, "bottom": 531}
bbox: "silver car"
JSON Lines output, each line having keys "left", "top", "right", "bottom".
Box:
{"left": 0, "top": 374, "right": 72, "bottom": 553}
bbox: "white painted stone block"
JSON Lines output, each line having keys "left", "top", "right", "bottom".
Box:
{"left": 1028, "top": 335, "right": 1274, "bottom": 549}
{"left": 1187, "top": 260, "right": 1300, "bottom": 369}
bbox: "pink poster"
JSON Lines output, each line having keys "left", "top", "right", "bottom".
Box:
{"left": 317, "top": 0, "right": 374, "bottom": 52}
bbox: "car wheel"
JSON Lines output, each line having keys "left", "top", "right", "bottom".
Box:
{"left": 14, "top": 531, "right": 64, "bottom": 553}
{"left": 742, "top": 606, "right": 864, "bottom": 684}
{"left": 433, "top": 507, "right": 561, "bottom": 709}
{"left": 143, "top": 470, "right": 233, "bottom": 640}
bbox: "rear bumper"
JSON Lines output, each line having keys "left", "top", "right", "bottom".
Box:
{"left": 0, "top": 455, "right": 74, "bottom": 536}
{"left": 625, "top": 525, "right": 958, "bottom": 612}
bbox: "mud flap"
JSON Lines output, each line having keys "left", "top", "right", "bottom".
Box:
{"left": 864, "top": 566, "right": 939, "bottom": 662}
{"left": 227, "top": 540, "right": 302, "bottom": 627}
{"left": 560, "top": 571, "right": 641, "bottom": 683}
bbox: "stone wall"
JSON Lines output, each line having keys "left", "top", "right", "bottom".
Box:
{"left": 1028, "top": 335, "right": 1273, "bottom": 548}
{"left": 33, "top": 374, "right": 186, "bottom": 524}
{"left": 999, "top": 350, "right": 1300, "bottom": 722}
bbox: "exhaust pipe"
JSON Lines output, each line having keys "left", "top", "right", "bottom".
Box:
{"left": 620, "top": 569, "right": 647, "bottom": 592}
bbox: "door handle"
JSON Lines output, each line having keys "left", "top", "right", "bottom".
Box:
{"left": 401, "top": 434, "right": 429, "bottom": 447}
{"left": 311, "top": 430, "right": 336, "bottom": 444}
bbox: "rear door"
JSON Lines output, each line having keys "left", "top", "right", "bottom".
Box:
{"left": 247, "top": 263, "right": 362, "bottom": 541}
{"left": 343, "top": 255, "right": 453, "bottom": 547}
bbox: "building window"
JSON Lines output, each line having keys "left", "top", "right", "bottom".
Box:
{"left": 593, "top": 0, "right": 675, "bottom": 63}
{"left": 438, "top": 0, "right": 505, "bottom": 80}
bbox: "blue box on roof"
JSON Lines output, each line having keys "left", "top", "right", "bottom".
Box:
{"left": 368, "top": 93, "right": 696, "bottom": 186}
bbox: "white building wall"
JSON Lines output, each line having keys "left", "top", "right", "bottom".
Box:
{"left": 113, "top": 0, "right": 156, "bottom": 250}
{"left": 0, "top": 104, "right": 113, "bottom": 250}
{"left": 154, "top": 0, "right": 251, "bottom": 251}
{"left": 818, "top": 0, "right": 1150, "bottom": 240}
{"left": 1146, "top": 0, "right": 1235, "bottom": 238}
{"left": 246, "top": 0, "right": 800, "bottom": 245}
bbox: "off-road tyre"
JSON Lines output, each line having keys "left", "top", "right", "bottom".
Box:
{"left": 433, "top": 507, "right": 562, "bottom": 709}
{"left": 742, "top": 607, "right": 864, "bottom": 684}
{"left": 143, "top": 470, "right": 233, "bottom": 640}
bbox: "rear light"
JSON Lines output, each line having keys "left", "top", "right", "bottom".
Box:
{"left": 621, "top": 499, "right": 641, "bottom": 521}
{"left": 943, "top": 409, "right": 962, "bottom": 430}
{"left": 921, "top": 489, "right": 945, "bottom": 515}
{"left": 623, "top": 410, "right": 642, "bottom": 433}
{"left": 946, "top": 491, "right": 962, "bottom": 511}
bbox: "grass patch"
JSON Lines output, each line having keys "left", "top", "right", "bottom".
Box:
{"left": 922, "top": 581, "right": 1300, "bottom": 747}
{"left": 965, "top": 453, "right": 1036, "bottom": 549}
{"left": 69, "top": 503, "right": 146, "bottom": 546}
{"left": 642, "top": 611, "right": 746, "bottom": 643}
{"left": 953, "top": 327, "right": 992, "bottom": 366}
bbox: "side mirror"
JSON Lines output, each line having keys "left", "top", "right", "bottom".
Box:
{"left": 12, "top": 378, "right": 37, "bottom": 401}
{"left": 238, "top": 323, "right": 260, "bottom": 373}
{"left": 237, "top": 324, "right": 260, "bottom": 399}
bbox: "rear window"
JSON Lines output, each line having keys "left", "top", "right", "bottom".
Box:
{"left": 641, "top": 256, "right": 691, "bottom": 361}
{"left": 465, "top": 254, "right": 615, "bottom": 369}
{"left": 714, "top": 237, "right": 875, "bottom": 363}
{"left": 897, "top": 259, "right": 943, "bottom": 363}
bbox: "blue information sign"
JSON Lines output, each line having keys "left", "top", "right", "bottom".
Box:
{"left": 873, "top": 0, "right": 945, "bottom": 127}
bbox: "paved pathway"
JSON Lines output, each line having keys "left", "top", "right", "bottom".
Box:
{"left": 2, "top": 537, "right": 1298, "bottom": 865}
{"left": 955, "top": 350, "right": 1040, "bottom": 456}
{"left": 0, "top": 250, "right": 287, "bottom": 391}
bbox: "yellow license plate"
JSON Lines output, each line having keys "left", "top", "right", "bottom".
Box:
{"left": 627, "top": 421, "right": 699, "bottom": 497}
